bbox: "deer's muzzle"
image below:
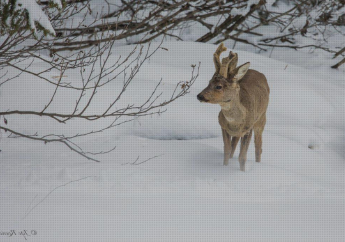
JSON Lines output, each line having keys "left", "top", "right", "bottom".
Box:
{"left": 197, "top": 93, "right": 208, "bottom": 102}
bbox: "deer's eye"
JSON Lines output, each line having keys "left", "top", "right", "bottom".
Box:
{"left": 215, "top": 86, "right": 222, "bottom": 90}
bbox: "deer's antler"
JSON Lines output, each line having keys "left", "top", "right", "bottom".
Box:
{"left": 220, "top": 51, "right": 239, "bottom": 78}
{"left": 219, "top": 57, "right": 231, "bottom": 78}
{"left": 214, "top": 43, "right": 239, "bottom": 78}
{"left": 213, "top": 43, "right": 227, "bottom": 74}
{"left": 228, "top": 51, "right": 238, "bottom": 74}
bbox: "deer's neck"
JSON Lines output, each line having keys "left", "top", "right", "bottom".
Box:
{"left": 219, "top": 97, "right": 246, "bottom": 123}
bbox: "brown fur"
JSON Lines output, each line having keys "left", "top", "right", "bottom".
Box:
{"left": 197, "top": 44, "right": 270, "bottom": 171}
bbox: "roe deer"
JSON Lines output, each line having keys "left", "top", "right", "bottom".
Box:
{"left": 197, "top": 43, "right": 270, "bottom": 171}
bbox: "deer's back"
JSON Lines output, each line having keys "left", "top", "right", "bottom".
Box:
{"left": 239, "top": 69, "right": 269, "bottom": 123}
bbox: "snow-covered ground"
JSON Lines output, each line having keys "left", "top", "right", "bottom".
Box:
{"left": 0, "top": 41, "right": 344, "bottom": 241}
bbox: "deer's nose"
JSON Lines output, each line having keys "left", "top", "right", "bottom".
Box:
{"left": 197, "top": 94, "right": 205, "bottom": 101}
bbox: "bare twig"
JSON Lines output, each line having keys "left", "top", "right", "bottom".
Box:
{"left": 22, "top": 176, "right": 98, "bottom": 219}
{"left": 122, "top": 154, "right": 164, "bottom": 166}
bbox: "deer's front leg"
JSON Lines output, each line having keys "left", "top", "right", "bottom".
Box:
{"left": 222, "top": 129, "right": 231, "bottom": 166}
{"left": 230, "top": 136, "right": 240, "bottom": 159}
{"left": 239, "top": 129, "right": 253, "bottom": 171}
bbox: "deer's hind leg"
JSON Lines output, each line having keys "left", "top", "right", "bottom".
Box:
{"left": 254, "top": 113, "right": 266, "bottom": 163}
{"left": 222, "top": 129, "right": 232, "bottom": 166}
{"left": 238, "top": 130, "right": 253, "bottom": 171}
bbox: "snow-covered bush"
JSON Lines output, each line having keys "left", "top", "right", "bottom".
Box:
{"left": 0, "top": 0, "right": 62, "bottom": 37}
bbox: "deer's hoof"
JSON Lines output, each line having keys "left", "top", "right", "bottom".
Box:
{"left": 240, "top": 163, "right": 245, "bottom": 171}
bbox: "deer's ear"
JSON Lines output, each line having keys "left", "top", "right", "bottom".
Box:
{"left": 233, "top": 62, "right": 250, "bottom": 82}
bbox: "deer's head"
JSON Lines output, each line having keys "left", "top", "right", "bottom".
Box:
{"left": 197, "top": 43, "right": 250, "bottom": 104}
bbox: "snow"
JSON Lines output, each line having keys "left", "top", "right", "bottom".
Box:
{"left": 0, "top": 41, "right": 344, "bottom": 241}
{"left": 291, "top": 15, "right": 308, "bottom": 29}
